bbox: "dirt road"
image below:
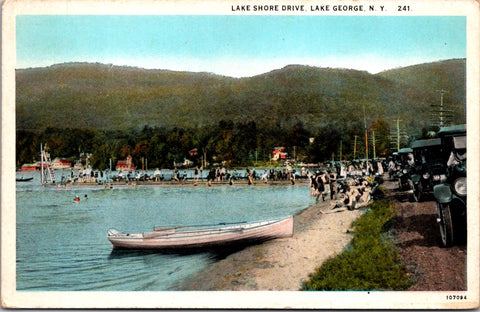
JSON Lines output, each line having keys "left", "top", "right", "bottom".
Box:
{"left": 178, "top": 178, "right": 467, "bottom": 291}
{"left": 386, "top": 180, "right": 467, "bottom": 291}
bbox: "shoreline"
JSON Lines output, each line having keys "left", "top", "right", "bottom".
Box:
{"left": 41, "top": 179, "right": 310, "bottom": 189}
{"left": 177, "top": 199, "right": 363, "bottom": 290}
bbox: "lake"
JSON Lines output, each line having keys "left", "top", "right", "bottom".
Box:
{"left": 16, "top": 171, "right": 314, "bottom": 291}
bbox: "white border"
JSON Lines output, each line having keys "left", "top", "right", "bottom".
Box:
{"left": 2, "top": 0, "right": 479, "bottom": 309}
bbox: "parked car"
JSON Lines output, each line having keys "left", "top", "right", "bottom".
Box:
{"left": 395, "top": 148, "right": 414, "bottom": 191}
{"left": 410, "top": 138, "right": 446, "bottom": 202}
{"left": 433, "top": 124, "right": 466, "bottom": 247}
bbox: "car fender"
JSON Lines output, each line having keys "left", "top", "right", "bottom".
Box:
{"left": 433, "top": 184, "right": 452, "bottom": 204}
{"left": 450, "top": 195, "right": 467, "bottom": 214}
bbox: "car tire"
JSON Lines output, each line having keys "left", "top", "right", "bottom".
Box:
{"left": 437, "top": 202, "right": 454, "bottom": 247}
{"left": 413, "top": 184, "right": 423, "bottom": 202}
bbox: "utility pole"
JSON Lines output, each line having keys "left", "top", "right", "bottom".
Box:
{"left": 436, "top": 89, "right": 448, "bottom": 127}
{"left": 372, "top": 130, "right": 376, "bottom": 159}
{"left": 363, "top": 103, "right": 368, "bottom": 160}
{"left": 353, "top": 135, "right": 358, "bottom": 159}
{"left": 396, "top": 117, "right": 401, "bottom": 151}
{"left": 339, "top": 140, "right": 342, "bottom": 161}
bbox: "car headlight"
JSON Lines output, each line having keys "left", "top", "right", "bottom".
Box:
{"left": 423, "top": 173, "right": 430, "bottom": 179}
{"left": 454, "top": 177, "right": 467, "bottom": 196}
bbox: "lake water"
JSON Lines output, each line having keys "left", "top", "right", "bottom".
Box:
{"left": 16, "top": 171, "right": 314, "bottom": 291}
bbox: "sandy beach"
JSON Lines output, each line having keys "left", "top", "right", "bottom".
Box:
{"left": 180, "top": 200, "right": 363, "bottom": 290}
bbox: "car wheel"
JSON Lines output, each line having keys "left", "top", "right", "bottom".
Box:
{"left": 413, "top": 183, "right": 423, "bottom": 202}
{"left": 437, "top": 202, "right": 454, "bottom": 247}
{"left": 450, "top": 200, "right": 467, "bottom": 245}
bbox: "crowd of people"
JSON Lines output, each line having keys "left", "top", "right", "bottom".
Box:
{"left": 308, "top": 160, "right": 384, "bottom": 211}
{"left": 201, "top": 166, "right": 299, "bottom": 186}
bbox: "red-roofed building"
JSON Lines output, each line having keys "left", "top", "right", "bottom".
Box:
{"left": 272, "top": 147, "right": 288, "bottom": 161}
{"left": 21, "top": 163, "right": 38, "bottom": 171}
{"left": 189, "top": 148, "right": 198, "bottom": 156}
{"left": 116, "top": 156, "right": 135, "bottom": 172}
{"left": 51, "top": 158, "right": 72, "bottom": 169}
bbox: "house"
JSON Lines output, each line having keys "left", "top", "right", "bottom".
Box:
{"left": 51, "top": 158, "right": 72, "bottom": 169}
{"left": 116, "top": 156, "right": 135, "bottom": 172}
{"left": 174, "top": 158, "right": 193, "bottom": 168}
{"left": 20, "top": 163, "right": 38, "bottom": 171}
{"left": 272, "top": 147, "right": 288, "bottom": 161}
{"left": 189, "top": 148, "right": 198, "bottom": 156}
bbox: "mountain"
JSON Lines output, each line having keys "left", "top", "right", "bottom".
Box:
{"left": 376, "top": 59, "right": 466, "bottom": 125}
{"left": 16, "top": 59, "right": 466, "bottom": 134}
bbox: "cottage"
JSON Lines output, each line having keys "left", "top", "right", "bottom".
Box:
{"left": 20, "top": 163, "right": 38, "bottom": 171}
{"left": 272, "top": 147, "right": 288, "bottom": 161}
{"left": 116, "top": 156, "right": 135, "bottom": 172}
{"left": 51, "top": 158, "right": 72, "bottom": 169}
{"left": 174, "top": 158, "right": 193, "bottom": 168}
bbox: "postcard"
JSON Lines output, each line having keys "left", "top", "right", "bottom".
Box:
{"left": 2, "top": 0, "right": 479, "bottom": 309}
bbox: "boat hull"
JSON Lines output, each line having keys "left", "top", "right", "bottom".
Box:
{"left": 108, "top": 216, "right": 293, "bottom": 250}
{"left": 16, "top": 177, "right": 34, "bottom": 182}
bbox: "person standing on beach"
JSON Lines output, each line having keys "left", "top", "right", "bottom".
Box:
{"left": 315, "top": 173, "right": 325, "bottom": 202}
{"left": 321, "top": 172, "right": 330, "bottom": 199}
{"left": 207, "top": 169, "right": 216, "bottom": 183}
{"left": 154, "top": 168, "right": 161, "bottom": 182}
{"left": 246, "top": 169, "right": 254, "bottom": 185}
{"left": 193, "top": 167, "right": 199, "bottom": 185}
{"left": 329, "top": 170, "right": 338, "bottom": 200}
{"left": 220, "top": 167, "right": 226, "bottom": 181}
{"left": 261, "top": 170, "right": 268, "bottom": 183}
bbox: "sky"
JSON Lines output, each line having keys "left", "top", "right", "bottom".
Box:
{"left": 16, "top": 15, "right": 466, "bottom": 77}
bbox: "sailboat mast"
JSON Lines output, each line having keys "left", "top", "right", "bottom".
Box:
{"left": 40, "top": 143, "right": 44, "bottom": 184}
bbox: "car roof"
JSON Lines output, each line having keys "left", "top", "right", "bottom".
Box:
{"left": 411, "top": 138, "right": 442, "bottom": 149}
{"left": 438, "top": 124, "right": 466, "bottom": 136}
{"left": 398, "top": 148, "right": 413, "bottom": 154}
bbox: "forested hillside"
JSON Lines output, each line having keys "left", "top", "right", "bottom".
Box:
{"left": 16, "top": 59, "right": 465, "bottom": 133}
{"left": 376, "top": 59, "right": 466, "bottom": 123}
{"left": 15, "top": 59, "right": 466, "bottom": 168}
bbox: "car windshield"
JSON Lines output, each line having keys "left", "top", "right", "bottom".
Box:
{"left": 453, "top": 136, "right": 466, "bottom": 149}
{"left": 420, "top": 147, "right": 444, "bottom": 164}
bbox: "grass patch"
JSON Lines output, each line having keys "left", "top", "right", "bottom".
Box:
{"left": 301, "top": 198, "right": 412, "bottom": 291}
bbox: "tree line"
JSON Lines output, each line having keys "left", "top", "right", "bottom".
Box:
{"left": 16, "top": 119, "right": 394, "bottom": 170}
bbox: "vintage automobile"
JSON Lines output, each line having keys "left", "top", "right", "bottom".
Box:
{"left": 395, "top": 148, "right": 414, "bottom": 191}
{"left": 433, "top": 124, "right": 466, "bottom": 247}
{"left": 387, "top": 152, "right": 398, "bottom": 180}
{"left": 409, "top": 138, "right": 446, "bottom": 202}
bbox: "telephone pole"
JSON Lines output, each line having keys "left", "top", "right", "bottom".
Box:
{"left": 396, "top": 117, "right": 401, "bottom": 151}
{"left": 436, "top": 89, "right": 448, "bottom": 127}
{"left": 353, "top": 135, "right": 358, "bottom": 159}
{"left": 372, "top": 130, "right": 376, "bottom": 159}
{"left": 339, "top": 140, "right": 342, "bottom": 161}
{"left": 363, "top": 103, "right": 368, "bottom": 160}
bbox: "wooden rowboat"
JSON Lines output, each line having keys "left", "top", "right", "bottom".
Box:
{"left": 107, "top": 216, "right": 293, "bottom": 250}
